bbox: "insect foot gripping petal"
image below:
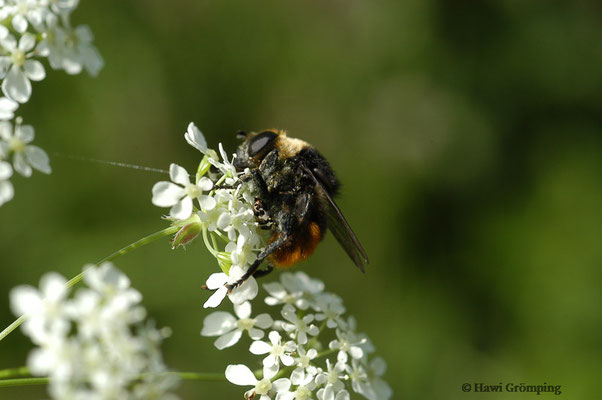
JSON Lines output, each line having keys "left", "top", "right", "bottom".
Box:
{"left": 226, "top": 234, "right": 289, "bottom": 291}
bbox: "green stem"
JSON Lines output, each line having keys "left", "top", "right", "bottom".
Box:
{"left": 0, "top": 225, "right": 179, "bottom": 343}
{"left": 0, "top": 377, "right": 48, "bottom": 388}
{"left": 0, "top": 366, "right": 29, "bottom": 379}
{"left": 0, "top": 371, "right": 226, "bottom": 388}
{"left": 201, "top": 226, "right": 218, "bottom": 257}
{"left": 172, "top": 371, "right": 226, "bottom": 382}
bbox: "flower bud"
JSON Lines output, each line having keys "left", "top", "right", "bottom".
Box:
{"left": 171, "top": 216, "right": 202, "bottom": 249}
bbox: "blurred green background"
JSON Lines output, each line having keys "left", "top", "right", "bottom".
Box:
{"left": 1, "top": 0, "right": 601, "bottom": 398}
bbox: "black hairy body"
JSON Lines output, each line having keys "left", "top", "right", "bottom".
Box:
{"left": 228, "top": 129, "right": 368, "bottom": 289}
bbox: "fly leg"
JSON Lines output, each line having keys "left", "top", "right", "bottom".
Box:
{"left": 226, "top": 233, "right": 288, "bottom": 292}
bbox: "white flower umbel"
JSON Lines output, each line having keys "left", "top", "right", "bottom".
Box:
{"left": 0, "top": 0, "right": 102, "bottom": 206}
{"left": 151, "top": 123, "right": 267, "bottom": 309}
{"left": 0, "top": 119, "right": 50, "bottom": 176}
{"left": 206, "top": 271, "right": 393, "bottom": 400}
{"left": 9, "top": 262, "right": 179, "bottom": 399}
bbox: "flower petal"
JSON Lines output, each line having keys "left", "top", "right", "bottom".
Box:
{"left": 249, "top": 340, "right": 271, "bottom": 355}
{"left": 248, "top": 328, "right": 265, "bottom": 340}
{"left": 19, "top": 33, "right": 36, "bottom": 51}
{"left": 170, "top": 196, "right": 193, "bottom": 220}
{"left": 9, "top": 285, "right": 41, "bottom": 315}
{"left": 229, "top": 277, "right": 258, "bottom": 304}
{"left": 272, "top": 378, "right": 291, "bottom": 392}
{"left": 0, "top": 180, "right": 14, "bottom": 205}
{"left": 205, "top": 273, "right": 228, "bottom": 289}
{"left": 197, "top": 176, "right": 213, "bottom": 191}
{"left": 13, "top": 152, "right": 32, "bottom": 177}
{"left": 254, "top": 313, "right": 274, "bottom": 330}
{"left": 201, "top": 311, "right": 237, "bottom": 336}
{"left": 225, "top": 364, "right": 257, "bottom": 386}
{"left": 214, "top": 329, "right": 243, "bottom": 350}
{"left": 151, "top": 181, "right": 185, "bottom": 207}
{"left": 39, "top": 272, "right": 67, "bottom": 302}
{"left": 24, "top": 145, "right": 51, "bottom": 174}
{"left": 12, "top": 15, "right": 28, "bottom": 34}
{"left": 198, "top": 195, "right": 216, "bottom": 211}
{"left": 24, "top": 60, "right": 46, "bottom": 81}
{"left": 3, "top": 64, "right": 31, "bottom": 103}
{"left": 0, "top": 161, "right": 12, "bottom": 179}
{"left": 203, "top": 286, "right": 228, "bottom": 308}
{"left": 169, "top": 163, "right": 189, "bottom": 186}
{"left": 233, "top": 301, "right": 251, "bottom": 319}
{"left": 185, "top": 122, "right": 207, "bottom": 153}
{"left": 0, "top": 97, "right": 18, "bottom": 120}
{"left": 15, "top": 124, "right": 34, "bottom": 142}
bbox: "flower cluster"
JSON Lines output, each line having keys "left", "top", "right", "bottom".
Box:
{"left": 152, "top": 122, "right": 267, "bottom": 309}
{"left": 0, "top": 0, "right": 103, "bottom": 206}
{"left": 10, "top": 262, "right": 179, "bottom": 399}
{"left": 202, "top": 271, "right": 392, "bottom": 400}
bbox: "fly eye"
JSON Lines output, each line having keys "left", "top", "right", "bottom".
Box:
{"left": 248, "top": 131, "right": 278, "bottom": 157}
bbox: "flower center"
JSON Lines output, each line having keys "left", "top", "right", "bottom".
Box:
{"left": 255, "top": 378, "right": 272, "bottom": 395}
{"left": 236, "top": 318, "right": 255, "bottom": 331}
{"left": 297, "top": 320, "right": 308, "bottom": 331}
{"left": 8, "top": 137, "right": 25, "bottom": 153}
{"left": 185, "top": 184, "right": 202, "bottom": 199}
{"left": 327, "top": 369, "right": 339, "bottom": 384}
{"left": 271, "top": 344, "right": 285, "bottom": 357}
{"left": 12, "top": 50, "right": 26, "bottom": 67}
{"left": 299, "top": 354, "right": 310, "bottom": 367}
{"left": 295, "top": 386, "right": 311, "bottom": 400}
{"left": 18, "top": 3, "right": 29, "bottom": 14}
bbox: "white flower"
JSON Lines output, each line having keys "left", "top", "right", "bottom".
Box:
{"left": 64, "top": 25, "right": 104, "bottom": 76}
{"left": 0, "top": 32, "right": 46, "bottom": 103}
{"left": 3, "top": 0, "right": 47, "bottom": 33}
{"left": 281, "top": 304, "right": 319, "bottom": 345}
{"left": 292, "top": 343, "right": 318, "bottom": 378}
{"left": 226, "top": 363, "right": 290, "bottom": 400}
{"left": 363, "top": 357, "right": 392, "bottom": 400}
{"left": 249, "top": 330, "right": 296, "bottom": 371}
{"left": 48, "top": 0, "right": 80, "bottom": 15}
{"left": 0, "top": 120, "right": 51, "bottom": 176}
{"left": 10, "top": 272, "right": 69, "bottom": 344}
{"left": 202, "top": 266, "right": 259, "bottom": 308}
{"left": 277, "top": 368, "right": 317, "bottom": 400}
{"left": 152, "top": 163, "right": 216, "bottom": 220}
{"left": 264, "top": 272, "right": 324, "bottom": 310}
{"left": 0, "top": 160, "right": 14, "bottom": 206}
{"left": 201, "top": 301, "right": 273, "bottom": 349}
{"left": 345, "top": 360, "right": 376, "bottom": 400}
{"left": 315, "top": 360, "right": 349, "bottom": 400}
{"left": 328, "top": 328, "right": 365, "bottom": 364}
{"left": 225, "top": 230, "right": 259, "bottom": 269}
{"left": 210, "top": 142, "right": 238, "bottom": 184}
{"left": 314, "top": 293, "right": 345, "bottom": 329}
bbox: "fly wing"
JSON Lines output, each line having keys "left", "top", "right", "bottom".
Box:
{"left": 302, "top": 165, "right": 369, "bottom": 272}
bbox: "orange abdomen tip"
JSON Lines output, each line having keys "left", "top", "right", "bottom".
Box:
{"left": 268, "top": 222, "right": 322, "bottom": 268}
